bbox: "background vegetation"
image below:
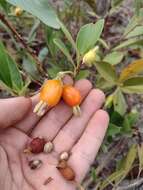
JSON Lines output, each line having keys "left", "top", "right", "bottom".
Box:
{"left": 0, "top": 0, "right": 143, "bottom": 189}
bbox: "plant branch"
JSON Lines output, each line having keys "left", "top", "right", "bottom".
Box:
{"left": 83, "top": 137, "right": 127, "bottom": 189}
{"left": 115, "top": 178, "right": 143, "bottom": 190}
{"left": 0, "top": 12, "right": 46, "bottom": 77}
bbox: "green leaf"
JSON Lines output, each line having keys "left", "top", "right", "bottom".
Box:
{"left": 94, "top": 61, "right": 117, "bottom": 83}
{"left": 91, "top": 168, "right": 97, "bottom": 181}
{"left": 134, "top": 0, "right": 143, "bottom": 16}
{"left": 122, "top": 77, "right": 143, "bottom": 94}
{"left": 100, "top": 170, "right": 125, "bottom": 190}
{"left": 0, "top": 42, "right": 23, "bottom": 93}
{"left": 96, "top": 77, "right": 115, "bottom": 90}
{"left": 138, "top": 144, "right": 143, "bottom": 171}
{"left": 98, "top": 38, "right": 109, "bottom": 49}
{"left": 53, "top": 38, "right": 75, "bottom": 67}
{"left": 127, "top": 109, "right": 139, "bottom": 125}
{"left": 58, "top": 20, "right": 77, "bottom": 51}
{"left": 110, "top": 111, "right": 124, "bottom": 126}
{"left": 7, "top": 0, "right": 60, "bottom": 29}
{"left": 111, "top": 0, "right": 124, "bottom": 7}
{"left": 23, "top": 55, "right": 41, "bottom": 82}
{"left": 103, "top": 51, "right": 124, "bottom": 65}
{"left": 126, "top": 26, "right": 143, "bottom": 38}
{"left": 38, "top": 47, "right": 48, "bottom": 62}
{"left": 113, "top": 38, "right": 143, "bottom": 50}
{"left": 124, "top": 144, "right": 137, "bottom": 174}
{"left": 76, "top": 19, "right": 104, "bottom": 55}
{"left": 124, "top": 8, "right": 143, "bottom": 37}
{"left": 0, "top": 0, "right": 8, "bottom": 11}
{"left": 107, "top": 123, "right": 121, "bottom": 137}
{"left": 47, "top": 64, "right": 61, "bottom": 78}
{"left": 113, "top": 88, "right": 127, "bottom": 115}
{"left": 121, "top": 117, "right": 132, "bottom": 134}
{"left": 27, "top": 20, "right": 40, "bottom": 43}
{"left": 75, "top": 70, "right": 90, "bottom": 80}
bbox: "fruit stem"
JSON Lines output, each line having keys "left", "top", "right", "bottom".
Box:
{"left": 56, "top": 71, "right": 74, "bottom": 80}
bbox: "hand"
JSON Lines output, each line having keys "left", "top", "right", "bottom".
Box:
{"left": 0, "top": 79, "right": 109, "bottom": 190}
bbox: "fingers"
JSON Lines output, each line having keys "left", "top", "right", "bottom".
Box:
{"left": 69, "top": 110, "right": 109, "bottom": 181}
{"left": 53, "top": 89, "right": 105, "bottom": 154}
{"left": 31, "top": 79, "right": 92, "bottom": 139}
{"left": 15, "top": 94, "right": 42, "bottom": 133}
{"left": 0, "top": 97, "right": 31, "bottom": 129}
{"left": 15, "top": 75, "right": 74, "bottom": 133}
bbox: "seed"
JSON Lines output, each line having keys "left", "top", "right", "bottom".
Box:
{"left": 60, "top": 151, "right": 69, "bottom": 161}
{"left": 29, "top": 159, "right": 42, "bottom": 170}
{"left": 57, "top": 160, "right": 75, "bottom": 181}
{"left": 57, "top": 160, "right": 67, "bottom": 169}
{"left": 44, "top": 141, "right": 54, "bottom": 153}
{"left": 24, "top": 137, "right": 46, "bottom": 154}
{"left": 43, "top": 177, "right": 53, "bottom": 185}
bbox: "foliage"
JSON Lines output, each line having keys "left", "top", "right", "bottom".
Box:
{"left": 0, "top": 1, "right": 143, "bottom": 189}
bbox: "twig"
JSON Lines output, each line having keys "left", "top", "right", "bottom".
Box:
{"left": 0, "top": 12, "right": 45, "bottom": 77}
{"left": 83, "top": 137, "right": 127, "bottom": 188}
{"left": 115, "top": 178, "right": 143, "bottom": 190}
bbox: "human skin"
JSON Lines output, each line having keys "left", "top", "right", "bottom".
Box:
{"left": 0, "top": 79, "right": 109, "bottom": 190}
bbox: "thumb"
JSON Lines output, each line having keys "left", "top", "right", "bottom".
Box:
{"left": 0, "top": 97, "right": 31, "bottom": 128}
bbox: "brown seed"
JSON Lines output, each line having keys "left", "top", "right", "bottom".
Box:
{"left": 44, "top": 141, "right": 54, "bottom": 153}
{"left": 58, "top": 166, "right": 75, "bottom": 181}
{"left": 57, "top": 160, "right": 75, "bottom": 181}
{"left": 29, "top": 159, "right": 42, "bottom": 170}
{"left": 43, "top": 177, "right": 53, "bottom": 185}
{"left": 57, "top": 160, "right": 67, "bottom": 169}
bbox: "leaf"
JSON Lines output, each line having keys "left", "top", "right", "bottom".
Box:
{"left": 53, "top": 38, "right": 75, "bottom": 66}
{"left": 76, "top": 19, "right": 104, "bottom": 55}
{"left": 96, "top": 77, "right": 115, "bottom": 90}
{"left": 123, "top": 144, "right": 137, "bottom": 174}
{"left": 138, "top": 144, "right": 143, "bottom": 171}
{"left": 103, "top": 51, "right": 124, "bottom": 65}
{"left": 113, "top": 88, "right": 127, "bottom": 115}
{"left": 27, "top": 20, "right": 40, "bottom": 43}
{"left": 119, "top": 59, "right": 143, "bottom": 82}
{"left": 98, "top": 38, "right": 109, "bottom": 49}
{"left": 122, "top": 77, "right": 143, "bottom": 94}
{"left": 134, "top": 0, "right": 143, "bottom": 16}
{"left": 0, "top": 42, "right": 23, "bottom": 93}
{"left": 75, "top": 70, "right": 90, "bottom": 80}
{"left": 47, "top": 65, "right": 61, "bottom": 78}
{"left": 121, "top": 117, "right": 132, "bottom": 134}
{"left": 110, "top": 111, "right": 124, "bottom": 126}
{"left": 100, "top": 170, "right": 125, "bottom": 190}
{"left": 91, "top": 168, "right": 97, "bottom": 181}
{"left": 111, "top": 0, "right": 124, "bottom": 7}
{"left": 126, "top": 26, "right": 143, "bottom": 38}
{"left": 58, "top": 20, "right": 77, "bottom": 51}
{"left": 94, "top": 61, "right": 117, "bottom": 83}
{"left": 107, "top": 123, "right": 121, "bottom": 137}
{"left": 127, "top": 109, "right": 139, "bottom": 125}
{"left": 38, "top": 47, "right": 48, "bottom": 62}
{"left": 0, "top": 0, "right": 8, "bottom": 11}
{"left": 23, "top": 55, "right": 41, "bottom": 82}
{"left": 124, "top": 8, "right": 143, "bottom": 37}
{"left": 7, "top": 0, "right": 60, "bottom": 29}
{"left": 113, "top": 38, "right": 143, "bottom": 50}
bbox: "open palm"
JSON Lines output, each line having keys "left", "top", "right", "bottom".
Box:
{"left": 0, "top": 79, "right": 109, "bottom": 190}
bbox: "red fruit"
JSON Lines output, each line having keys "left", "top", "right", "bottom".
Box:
{"left": 62, "top": 85, "right": 81, "bottom": 107}
{"left": 29, "top": 137, "right": 46, "bottom": 153}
